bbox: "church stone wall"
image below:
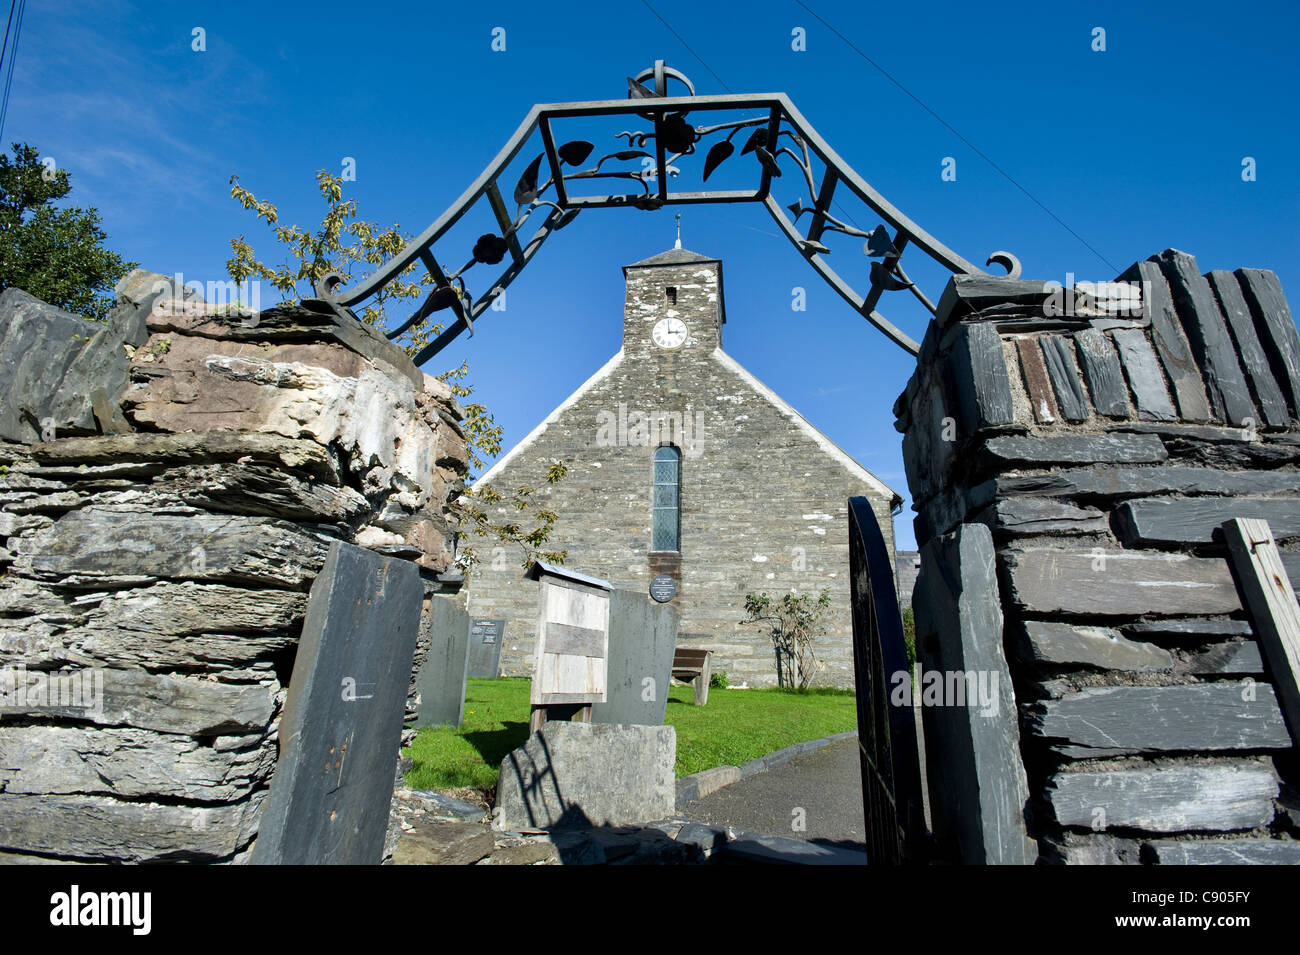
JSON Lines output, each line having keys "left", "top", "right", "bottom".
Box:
{"left": 467, "top": 255, "right": 897, "bottom": 689}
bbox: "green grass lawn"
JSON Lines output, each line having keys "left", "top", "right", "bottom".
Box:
{"left": 403, "top": 677, "right": 857, "bottom": 794}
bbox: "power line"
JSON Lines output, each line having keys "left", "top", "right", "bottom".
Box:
{"left": 0, "top": 0, "right": 26, "bottom": 146}
{"left": 794, "top": 0, "right": 1118, "bottom": 273}
{"left": 639, "top": 0, "right": 733, "bottom": 94}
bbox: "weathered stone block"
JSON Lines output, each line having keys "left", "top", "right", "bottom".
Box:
{"left": 22, "top": 507, "right": 330, "bottom": 589}
{"left": 1047, "top": 763, "right": 1278, "bottom": 832}
{"left": 0, "top": 791, "right": 263, "bottom": 862}
{"left": 989, "top": 465, "right": 1300, "bottom": 502}
{"left": 0, "top": 289, "right": 102, "bottom": 443}
{"left": 0, "top": 727, "right": 274, "bottom": 801}
{"left": 0, "top": 666, "right": 276, "bottom": 735}
{"left": 1027, "top": 683, "right": 1292, "bottom": 753}
{"left": 494, "top": 722, "right": 676, "bottom": 830}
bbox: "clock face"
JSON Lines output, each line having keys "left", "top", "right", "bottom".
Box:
{"left": 652, "top": 317, "right": 687, "bottom": 349}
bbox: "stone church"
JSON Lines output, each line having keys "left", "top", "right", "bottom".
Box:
{"left": 465, "top": 245, "right": 900, "bottom": 688}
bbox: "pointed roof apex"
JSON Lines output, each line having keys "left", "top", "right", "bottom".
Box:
{"left": 623, "top": 247, "right": 718, "bottom": 270}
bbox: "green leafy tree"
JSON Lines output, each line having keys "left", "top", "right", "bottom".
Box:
{"left": 742, "top": 589, "right": 833, "bottom": 689}
{"left": 0, "top": 143, "right": 136, "bottom": 320}
{"left": 227, "top": 169, "right": 566, "bottom": 571}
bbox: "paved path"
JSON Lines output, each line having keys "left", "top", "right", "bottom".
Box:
{"left": 681, "top": 738, "right": 867, "bottom": 856}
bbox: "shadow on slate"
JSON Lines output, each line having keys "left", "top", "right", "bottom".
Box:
{"left": 251, "top": 541, "right": 424, "bottom": 865}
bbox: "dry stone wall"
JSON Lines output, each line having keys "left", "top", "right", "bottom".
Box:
{"left": 0, "top": 273, "right": 467, "bottom": 863}
{"left": 897, "top": 250, "right": 1300, "bottom": 864}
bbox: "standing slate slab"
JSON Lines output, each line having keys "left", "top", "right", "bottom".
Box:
{"left": 914, "top": 522, "right": 1035, "bottom": 865}
{"left": 591, "top": 589, "right": 678, "bottom": 726}
{"left": 1117, "top": 260, "right": 1210, "bottom": 422}
{"left": 1111, "top": 328, "right": 1177, "bottom": 421}
{"left": 1073, "top": 328, "right": 1130, "bottom": 417}
{"left": 1206, "top": 270, "right": 1290, "bottom": 427}
{"left": 415, "top": 596, "right": 471, "bottom": 728}
{"left": 1039, "top": 335, "right": 1090, "bottom": 422}
{"left": 251, "top": 541, "right": 424, "bottom": 865}
{"left": 1154, "top": 249, "right": 1256, "bottom": 426}
{"left": 466, "top": 618, "right": 506, "bottom": 679}
{"left": 1015, "top": 337, "right": 1060, "bottom": 424}
{"left": 949, "top": 322, "right": 1015, "bottom": 432}
{"left": 1237, "top": 267, "right": 1300, "bottom": 420}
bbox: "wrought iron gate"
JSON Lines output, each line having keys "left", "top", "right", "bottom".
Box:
{"left": 848, "top": 496, "right": 927, "bottom": 864}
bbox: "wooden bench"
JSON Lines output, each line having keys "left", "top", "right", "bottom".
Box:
{"left": 671, "top": 648, "right": 713, "bottom": 706}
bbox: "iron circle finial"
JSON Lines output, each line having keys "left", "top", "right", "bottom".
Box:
{"left": 630, "top": 60, "right": 695, "bottom": 98}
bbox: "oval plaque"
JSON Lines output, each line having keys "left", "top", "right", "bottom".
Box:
{"left": 649, "top": 574, "right": 677, "bottom": 603}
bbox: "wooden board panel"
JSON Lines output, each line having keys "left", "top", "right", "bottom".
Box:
{"left": 531, "top": 576, "right": 609, "bottom": 706}
{"left": 1223, "top": 518, "right": 1300, "bottom": 745}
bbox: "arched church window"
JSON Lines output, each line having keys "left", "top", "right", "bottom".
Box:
{"left": 652, "top": 445, "right": 681, "bottom": 552}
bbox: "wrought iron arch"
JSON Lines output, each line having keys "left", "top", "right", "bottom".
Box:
{"left": 315, "top": 61, "right": 1020, "bottom": 363}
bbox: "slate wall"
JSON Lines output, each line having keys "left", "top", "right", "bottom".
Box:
{"left": 0, "top": 273, "right": 467, "bottom": 863}
{"left": 897, "top": 250, "right": 1300, "bottom": 864}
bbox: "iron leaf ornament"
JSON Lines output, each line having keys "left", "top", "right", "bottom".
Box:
{"left": 472, "top": 234, "right": 509, "bottom": 265}
{"left": 514, "top": 155, "right": 543, "bottom": 205}
{"left": 557, "top": 141, "right": 594, "bottom": 165}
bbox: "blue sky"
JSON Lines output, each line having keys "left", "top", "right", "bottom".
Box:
{"left": 14, "top": 0, "right": 1299, "bottom": 549}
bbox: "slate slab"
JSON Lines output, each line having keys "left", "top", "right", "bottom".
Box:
{"left": 415, "top": 596, "right": 470, "bottom": 729}
{"left": 252, "top": 541, "right": 424, "bottom": 865}
{"left": 466, "top": 618, "right": 506, "bottom": 679}
{"left": 1237, "top": 267, "right": 1300, "bottom": 420}
{"left": 977, "top": 434, "right": 1166, "bottom": 469}
{"left": 1154, "top": 249, "right": 1256, "bottom": 425}
{"left": 1117, "top": 260, "right": 1210, "bottom": 421}
{"left": 949, "top": 322, "right": 1015, "bottom": 432}
{"left": 1019, "top": 621, "right": 1173, "bottom": 671}
{"left": 1190, "top": 641, "right": 1265, "bottom": 676}
{"left": 1026, "top": 683, "right": 1292, "bottom": 753}
{"left": 1112, "top": 328, "right": 1177, "bottom": 421}
{"left": 1115, "top": 496, "right": 1300, "bottom": 545}
{"left": 1144, "top": 839, "right": 1300, "bottom": 865}
{"left": 915, "top": 522, "right": 1035, "bottom": 865}
{"left": 1047, "top": 763, "right": 1278, "bottom": 833}
{"left": 1040, "top": 335, "right": 1090, "bottom": 421}
{"left": 592, "top": 589, "right": 678, "bottom": 726}
{"left": 987, "top": 465, "right": 1300, "bottom": 502}
{"left": 975, "top": 498, "right": 1108, "bottom": 536}
{"left": 1002, "top": 546, "right": 1241, "bottom": 616}
{"left": 1206, "top": 270, "right": 1290, "bottom": 427}
{"left": 1073, "top": 328, "right": 1130, "bottom": 417}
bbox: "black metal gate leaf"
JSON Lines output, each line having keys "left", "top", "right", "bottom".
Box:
{"left": 848, "top": 496, "right": 927, "bottom": 864}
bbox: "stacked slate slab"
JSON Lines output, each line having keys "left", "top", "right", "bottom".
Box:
{"left": 895, "top": 250, "right": 1300, "bottom": 865}
{"left": 0, "top": 275, "right": 468, "bottom": 863}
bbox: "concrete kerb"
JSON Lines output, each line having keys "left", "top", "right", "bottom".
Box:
{"left": 674, "top": 729, "right": 858, "bottom": 810}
